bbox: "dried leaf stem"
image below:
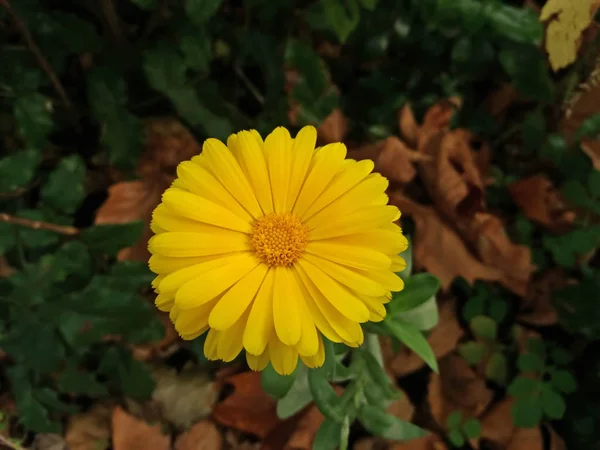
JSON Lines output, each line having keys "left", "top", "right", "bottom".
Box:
{"left": 0, "top": 213, "right": 79, "bottom": 236}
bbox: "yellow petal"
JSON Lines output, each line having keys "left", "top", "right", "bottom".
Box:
{"left": 209, "top": 263, "right": 269, "bottom": 330}
{"left": 158, "top": 254, "right": 244, "bottom": 294}
{"left": 250, "top": 129, "right": 264, "bottom": 147}
{"left": 301, "top": 159, "right": 374, "bottom": 220}
{"left": 272, "top": 266, "right": 302, "bottom": 346}
{"left": 243, "top": 269, "right": 275, "bottom": 355}
{"left": 162, "top": 188, "right": 252, "bottom": 233}
{"left": 234, "top": 131, "right": 274, "bottom": 214}
{"left": 293, "top": 143, "right": 346, "bottom": 217}
{"left": 175, "top": 253, "right": 259, "bottom": 309}
{"left": 287, "top": 126, "right": 317, "bottom": 209}
{"left": 361, "top": 269, "right": 405, "bottom": 292}
{"left": 356, "top": 293, "right": 387, "bottom": 322}
{"left": 247, "top": 350, "right": 270, "bottom": 371}
{"left": 148, "top": 231, "right": 249, "bottom": 258}
{"left": 200, "top": 138, "right": 263, "bottom": 218}
{"left": 328, "top": 228, "right": 408, "bottom": 255}
{"left": 180, "top": 326, "right": 209, "bottom": 340}
{"left": 176, "top": 161, "right": 254, "bottom": 222}
{"left": 152, "top": 204, "right": 230, "bottom": 234}
{"left": 149, "top": 254, "right": 227, "bottom": 275}
{"left": 169, "top": 305, "right": 180, "bottom": 322}
{"left": 301, "top": 254, "right": 386, "bottom": 299}
{"left": 309, "top": 205, "right": 399, "bottom": 240}
{"left": 296, "top": 296, "right": 319, "bottom": 357}
{"left": 390, "top": 254, "right": 407, "bottom": 272}
{"left": 152, "top": 274, "right": 165, "bottom": 291}
{"left": 300, "top": 335, "right": 325, "bottom": 368}
{"left": 264, "top": 127, "right": 293, "bottom": 213}
{"left": 204, "top": 328, "right": 219, "bottom": 360}
{"left": 305, "top": 241, "right": 391, "bottom": 271}
{"left": 217, "top": 309, "right": 249, "bottom": 362}
{"left": 305, "top": 174, "right": 388, "bottom": 228}
{"left": 155, "top": 294, "right": 173, "bottom": 312}
{"left": 269, "top": 338, "right": 298, "bottom": 375}
{"left": 295, "top": 264, "right": 364, "bottom": 346}
{"left": 175, "top": 299, "right": 217, "bottom": 336}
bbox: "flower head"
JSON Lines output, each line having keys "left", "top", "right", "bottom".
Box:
{"left": 148, "top": 126, "right": 408, "bottom": 375}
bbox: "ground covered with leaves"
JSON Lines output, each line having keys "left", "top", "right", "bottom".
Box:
{"left": 1, "top": 0, "right": 600, "bottom": 449}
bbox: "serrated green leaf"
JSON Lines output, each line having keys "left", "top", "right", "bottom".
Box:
{"left": 485, "top": 352, "right": 508, "bottom": 385}
{"left": 14, "top": 209, "right": 64, "bottom": 248}
{"left": 57, "top": 367, "right": 108, "bottom": 397}
{"left": 261, "top": 363, "right": 297, "bottom": 399}
{"left": 508, "top": 376, "right": 539, "bottom": 398}
{"left": 388, "top": 273, "right": 441, "bottom": 314}
{"left": 470, "top": 315, "right": 497, "bottom": 341}
{"left": 107, "top": 261, "right": 155, "bottom": 290}
{"left": 458, "top": 341, "right": 487, "bottom": 365}
{"left": 313, "top": 417, "right": 342, "bottom": 450}
{"left": 512, "top": 396, "right": 543, "bottom": 428}
{"left": 551, "top": 370, "right": 577, "bottom": 394}
{"left": 14, "top": 93, "right": 53, "bottom": 148}
{"left": 446, "top": 410, "right": 462, "bottom": 429}
{"left": 0, "top": 149, "right": 40, "bottom": 192}
{"left": 383, "top": 318, "right": 438, "bottom": 373}
{"left": 518, "top": 353, "right": 545, "bottom": 373}
{"left": 98, "top": 347, "right": 155, "bottom": 399}
{"left": 461, "top": 418, "right": 481, "bottom": 438}
{"left": 358, "top": 404, "right": 428, "bottom": 441}
{"left": 80, "top": 222, "right": 144, "bottom": 256}
{"left": 540, "top": 385, "right": 566, "bottom": 419}
{"left": 179, "top": 25, "right": 212, "bottom": 73}
{"left": 307, "top": 369, "right": 344, "bottom": 422}
{"left": 185, "top": 0, "right": 224, "bottom": 25}
{"left": 41, "top": 155, "right": 86, "bottom": 214}
{"left": 277, "top": 365, "right": 312, "bottom": 419}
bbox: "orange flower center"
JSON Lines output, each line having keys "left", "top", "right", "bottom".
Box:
{"left": 250, "top": 213, "right": 309, "bottom": 267}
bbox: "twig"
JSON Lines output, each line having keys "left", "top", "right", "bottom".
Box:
{"left": 0, "top": 213, "right": 79, "bottom": 236}
{"left": 0, "top": 0, "right": 73, "bottom": 111}
{"left": 235, "top": 65, "right": 265, "bottom": 105}
{"left": 0, "top": 434, "right": 28, "bottom": 450}
{"left": 100, "top": 0, "right": 127, "bottom": 45}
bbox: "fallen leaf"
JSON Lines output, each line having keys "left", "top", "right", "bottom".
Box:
{"left": 65, "top": 403, "right": 112, "bottom": 450}
{"left": 174, "top": 420, "right": 222, "bottom": 450}
{"left": 224, "top": 429, "right": 261, "bottom": 450}
{"left": 508, "top": 175, "right": 575, "bottom": 231}
{"left": 352, "top": 437, "right": 387, "bottom": 450}
{"left": 506, "top": 427, "right": 543, "bottom": 450}
{"left": 540, "top": 0, "right": 600, "bottom": 71}
{"left": 0, "top": 256, "right": 15, "bottom": 278}
{"left": 386, "top": 385, "right": 415, "bottom": 422}
{"left": 111, "top": 406, "right": 170, "bottom": 450}
{"left": 284, "top": 405, "right": 325, "bottom": 450}
{"left": 472, "top": 398, "right": 515, "bottom": 449}
{"left": 131, "top": 312, "right": 178, "bottom": 361}
{"left": 152, "top": 365, "right": 218, "bottom": 430}
{"left": 349, "top": 137, "right": 427, "bottom": 185}
{"left": 213, "top": 371, "right": 280, "bottom": 438}
{"left": 390, "top": 193, "right": 503, "bottom": 291}
{"left": 318, "top": 108, "right": 348, "bottom": 144}
{"left": 547, "top": 426, "right": 567, "bottom": 450}
{"left": 518, "top": 268, "right": 574, "bottom": 326}
{"left": 383, "top": 298, "right": 463, "bottom": 377}
{"left": 398, "top": 103, "right": 419, "bottom": 148}
{"left": 389, "top": 434, "right": 447, "bottom": 450}
{"left": 428, "top": 353, "right": 494, "bottom": 427}
{"left": 33, "top": 434, "right": 68, "bottom": 450}
{"left": 484, "top": 83, "right": 522, "bottom": 120}
{"left": 419, "top": 98, "right": 462, "bottom": 146}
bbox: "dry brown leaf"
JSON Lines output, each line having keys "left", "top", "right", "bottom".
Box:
{"left": 284, "top": 405, "right": 325, "bottom": 450}
{"left": 506, "top": 427, "right": 543, "bottom": 450}
{"left": 547, "top": 426, "right": 567, "bottom": 450}
{"left": 508, "top": 175, "right": 575, "bottom": 231}
{"left": 428, "top": 353, "right": 494, "bottom": 427}
{"left": 484, "top": 83, "right": 522, "bottom": 120}
{"left": 389, "top": 434, "right": 447, "bottom": 450}
{"left": 174, "top": 420, "right": 222, "bottom": 450}
{"left": 518, "top": 268, "right": 574, "bottom": 326}
{"left": 386, "top": 386, "right": 415, "bottom": 422}
{"left": 472, "top": 398, "right": 515, "bottom": 449}
{"left": 0, "top": 256, "right": 15, "bottom": 278}
{"left": 111, "top": 406, "right": 170, "bottom": 450}
{"left": 383, "top": 298, "right": 463, "bottom": 377}
{"left": 353, "top": 437, "right": 387, "bottom": 450}
{"left": 33, "top": 434, "right": 68, "bottom": 450}
{"left": 398, "top": 103, "right": 419, "bottom": 148}
{"left": 318, "top": 108, "right": 348, "bottom": 144}
{"left": 131, "top": 312, "right": 179, "bottom": 361}
{"left": 65, "top": 403, "right": 112, "bottom": 450}
{"left": 349, "top": 137, "right": 426, "bottom": 185}
{"left": 152, "top": 365, "right": 218, "bottom": 430}
{"left": 390, "top": 193, "right": 502, "bottom": 291}
{"left": 213, "top": 371, "right": 281, "bottom": 439}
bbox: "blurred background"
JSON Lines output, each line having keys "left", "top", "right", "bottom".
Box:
{"left": 0, "top": 0, "right": 599, "bottom": 449}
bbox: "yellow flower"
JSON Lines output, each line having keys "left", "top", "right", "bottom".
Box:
{"left": 148, "top": 126, "right": 408, "bottom": 375}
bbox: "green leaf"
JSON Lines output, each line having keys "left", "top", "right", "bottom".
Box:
{"left": 0, "top": 222, "right": 15, "bottom": 255}
{"left": 540, "top": 385, "right": 566, "bottom": 419}
{"left": 87, "top": 68, "right": 143, "bottom": 169}
{"left": 358, "top": 404, "right": 427, "bottom": 441}
{"left": 261, "top": 363, "right": 297, "bottom": 399}
{"left": 488, "top": 298, "right": 508, "bottom": 323}
{"left": 462, "top": 296, "right": 485, "bottom": 322}
{"left": 13, "top": 93, "right": 53, "bottom": 148}
{"left": 544, "top": 226, "right": 600, "bottom": 268}
{"left": 561, "top": 180, "right": 591, "bottom": 208}
{"left": 446, "top": 410, "right": 462, "bottom": 429}
{"left": 10, "top": 378, "right": 60, "bottom": 433}
{"left": 307, "top": 369, "right": 344, "bottom": 422}
{"left": 398, "top": 245, "right": 412, "bottom": 279}
{"left": 107, "top": 261, "right": 155, "bottom": 290}
{"left": 508, "top": 376, "right": 538, "bottom": 398}
{"left": 470, "top": 315, "right": 497, "bottom": 341}
{"left": 498, "top": 46, "right": 553, "bottom": 103}
{"left": 551, "top": 370, "right": 577, "bottom": 394}
{"left": 512, "top": 396, "right": 543, "bottom": 428}
{"left": 98, "top": 347, "right": 155, "bottom": 399}
{"left": 394, "top": 296, "right": 439, "bottom": 331}
{"left": 383, "top": 318, "right": 438, "bottom": 373}
{"left": 361, "top": 348, "right": 397, "bottom": 399}
{"left": 448, "top": 429, "right": 465, "bottom": 447}
{"left": 0, "top": 149, "right": 40, "bottom": 192}
{"left": 323, "top": 0, "right": 361, "bottom": 43}
{"left": 458, "top": 341, "right": 487, "bottom": 365}
{"left": 485, "top": 352, "right": 508, "bottom": 385}
{"left": 129, "top": 0, "right": 157, "bottom": 9}
{"left": 551, "top": 348, "right": 572, "bottom": 365}
{"left": 179, "top": 24, "right": 212, "bottom": 73}
{"left": 389, "top": 273, "right": 441, "bottom": 314}
{"left": 462, "top": 418, "right": 481, "bottom": 438}
{"left": 80, "top": 222, "right": 144, "bottom": 256}
{"left": 588, "top": 172, "right": 600, "bottom": 198}
{"left": 577, "top": 113, "right": 600, "bottom": 139}
{"left": 57, "top": 367, "right": 108, "bottom": 397}
{"left": 526, "top": 338, "right": 546, "bottom": 359}
{"left": 313, "top": 417, "right": 342, "bottom": 450}
{"left": 185, "top": 0, "right": 224, "bottom": 25}
{"left": 314, "top": 338, "right": 337, "bottom": 380}
{"left": 41, "top": 155, "right": 86, "bottom": 214}
{"left": 277, "top": 365, "right": 312, "bottom": 419}
{"left": 359, "top": 0, "right": 378, "bottom": 10}
{"left": 518, "top": 353, "right": 545, "bottom": 373}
